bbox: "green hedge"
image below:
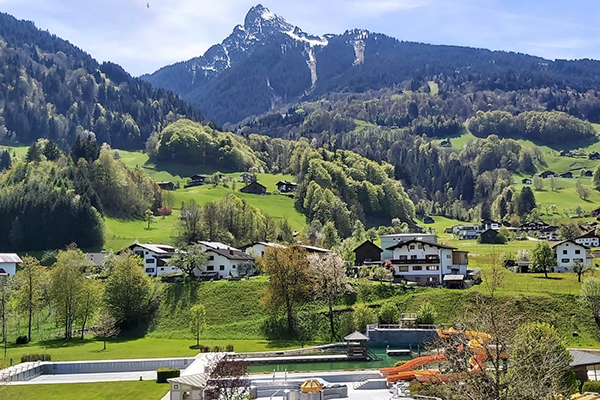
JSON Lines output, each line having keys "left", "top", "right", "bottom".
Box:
{"left": 157, "top": 368, "right": 180, "bottom": 383}
{"left": 21, "top": 354, "right": 51, "bottom": 363}
{"left": 582, "top": 380, "right": 600, "bottom": 393}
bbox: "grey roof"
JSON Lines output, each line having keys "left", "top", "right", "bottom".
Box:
{"left": 207, "top": 248, "right": 255, "bottom": 261}
{"left": 344, "top": 331, "right": 370, "bottom": 341}
{"left": 569, "top": 350, "right": 600, "bottom": 367}
{"left": 0, "top": 254, "right": 22, "bottom": 263}
{"left": 126, "top": 243, "right": 176, "bottom": 254}
{"left": 298, "top": 244, "right": 332, "bottom": 253}
{"left": 443, "top": 275, "right": 465, "bottom": 281}
{"left": 168, "top": 373, "right": 209, "bottom": 388}
{"left": 85, "top": 253, "right": 107, "bottom": 267}
{"left": 551, "top": 239, "right": 590, "bottom": 250}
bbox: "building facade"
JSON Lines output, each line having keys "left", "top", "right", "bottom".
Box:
{"left": 0, "top": 254, "right": 22, "bottom": 276}
{"left": 576, "top": 231, "right": 600, "bottom": 248}
{"left": 380, "top": 233, "right": 437, "bottom": 260}
{"left": 552, "top": 240, "right": 591, "bottom": 272}
{"left": 128, "top": 244, "right": 181, "bottom": 277}
{"left": 385, "top": 239, "right": 468, "bottom": 285}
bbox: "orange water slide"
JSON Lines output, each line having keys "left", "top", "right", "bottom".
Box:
{"left": 415, "top": 353, "right": 488, "bottom": 383}
{"left": 380, "top": 354, "right": 447, "bottom": 377}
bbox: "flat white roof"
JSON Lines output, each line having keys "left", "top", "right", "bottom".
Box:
{"left": 0, "top": 254, "right": 22, "bottom": 263}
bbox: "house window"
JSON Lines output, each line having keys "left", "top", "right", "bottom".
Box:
{"left": 160, "top": 268, "right": 164, "bottom": 271}
{"left": 426, "top": 266, "right": 439, "bottom": 271}
{"left": 563, "top": 250, "right": 567, "bottom": 255}
{"left": 412, "top": 266, "right": 423, "bottom": 271}
{"left": 209, "top": 256, "right": 214, "bottom": 261}
{"left": 575, "top": 250, "right": 581, "bottom": 255}
{"left": 232, "top": 265, "right": 236, "bottom": 269}
{"left": 446, "top": 254, "right": 451, "bottom": 259}
{"left": 418, "top": 245, "right": 423, "bottom": 249}
{"left": 146, "top": 259, "right": 155, "bottom": 264}
{"left": 220, "top": 265, "right": 225, "bottom": 271}
{"left": 145, "top": 268, "right": 154, "bottom": 273}
{"left": 207, "top": 266, "right": 214, "bottom": 271}
{"left": 411, "top": 255, "right": 417, "bottom": 260}
{"left": 135, "top": 251, "right": 143, "bottom": 257}
{"left": 399, "top": 255, "right": 407, "bottom": 260}
{"left": 398, "top": 266, "right": 409, "bottom": 272}
{"left": 409, "top": 245, "right": 415, "bottom": 250}
{"left": 561, "top": 259, "right": 569, "bottom": 263}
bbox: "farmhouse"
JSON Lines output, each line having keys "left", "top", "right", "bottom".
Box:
{"left": 198, "top": 241, "right": 255, "bottom": 278}
{"left": 576, "top": 230, "right": 600, "bottom": 248}
{"left": 560, "top": 150, "right": 572, "bottom": 157}
{"left": 240, "top": 181, "right": 267, "bottom": 195}
{"left": 590, "top": 152, "right": 600, "bottom": 160}
{"left": 521, "top": 178, "right": 532, "bottom": 185}
{"left": 539, "top": 171, "right": 556, "bottom": 179}
{"left": 157, "top": 181, "right": 176, "bottom": 191}
{"left": 276, "top": 181, "right": 297, "bottom": 193}
{"left": 559, "top": 172, "right": 573, "bottom": 179}
{"left": 0, "top": 254, "right": 22, "bottom": 276}
{"left": 479, "top": 229, "right": 505, "bottom": 244}
{"left": 380, "top": 233, "right": 438, "bottom": 259}
{"left": 551, "top": 240, "right": 591, "bottom": 272}
{"left": 241, "top": 242, "right": 287, "bottom": 257}
{"left": 480, "top": 219, "right": 500, "bottom": 231}
{"left": 584, "top": 170, "right": 594, "bottom": 177}
{"left": 539, "top": 226, "right": 559, "bottom": 241}
{"left": 439, "top": 140, "right": 451, "bottom": 148}
{"left": 385, "top": 239, "right": 469, "bottom": 286}
{"left": 520, "top": 221, "right": 549, "bottom": 232}
{"left": 185, "top": 174, "right": 207, "bottom": 188}
{"left": 353, "top": 240, "right": 383, "bottom": 266}
{"left": 125, "top": 243, "right": 181, "bottom": 277}
{"left": 455, "top": 225, "right": 480, "bottom": 240}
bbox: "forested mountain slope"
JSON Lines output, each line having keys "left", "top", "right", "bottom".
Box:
{"left": 0, "top": 12, "right": 202, "bottom": 149}
{"left": 143, "top": 4, "right": 600, "bottom": 125}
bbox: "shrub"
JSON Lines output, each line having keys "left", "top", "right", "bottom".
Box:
{"left": 225, "top": 344, "right": 234, "bottom": 352}
{"left": 379, "top": 301, "right": 400, "bottom": 324}
{"left": 212, "top": 346, "right": 222, "bottom": 352}
{"left": 353, "top": 303, "right": 377, "bottom": 332}
{"left": 157, "top": 368, "right": 180, "bottom": 383}
{"left": 394, "top": 360, "right": 408, "bottom": 367}
{"left": 417, "top": 302, "right": 437, "bottom": 325}
{"left": 21, "top": 354, "right": 51, "bottom": 363}
{"left": 583, "top": 381, "right": 600, "bottom": 393}
{"left": 199, "top": 345, "right": 210, "bottom": 353}
{"left": 16, "top": 335, "right": 29, "bottom": 345}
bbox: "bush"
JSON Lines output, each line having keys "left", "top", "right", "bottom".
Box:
{"left": 157, "top": 367, "right": 180, "bottom": 383}
{"left": 394, "top": 360, "right": 408, "bottom": 367}
{"left": 21, "top": 354, "right": 51, "bottom": 363}
{"left": 16, "top": 335, "right": 29, "bottom": 345}
{"left": 212, "top": 346, "right": 222, "bottom": 352}
{"left": 417, "top": 302, "right": 437, "bottom": 325}
{"left": 379, "top": 301, "right": 400, "bottom": 324}
{"left": 583, "top": 381, "right": 600, "bottom": 393}
{"left": 225, "top": 344, "right": 234, "bottom": 352}
{"left": 353, "top": 303, "right": 377, "bottom": 332}
{"left": 199, "top": 345, "right": 210, "bottom": 353}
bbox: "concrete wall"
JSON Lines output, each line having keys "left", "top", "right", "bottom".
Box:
{"left": 367, "top": 328, "right": 437, "bottom": 346}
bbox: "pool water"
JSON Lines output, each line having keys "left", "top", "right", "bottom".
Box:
{"left": 247, "top": 346, "right": 414, "bottom": 373}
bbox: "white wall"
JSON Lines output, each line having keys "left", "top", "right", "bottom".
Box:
{"left": 244, "top": 244, "right": 267, "bottom": 257}
{"left": 0, "top": 262, "right": 16, "bottom": 276}
{"left": 381, "top": 234, "right": 437, "bottom": 259}
{"left": 198, "top": 251, "right": 240, "bottom": 279}
{"left": 555, "top": 242, "right": 590, "bottom": 270}
{"left": 576, "top": 237, "right": 600, "bottom": 248}
{"left": 130, "top": 245, "right": 181, "bottom": 278}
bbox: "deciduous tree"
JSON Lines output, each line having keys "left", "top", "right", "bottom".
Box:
{"left": 259, "top": 246, "right": 312, "bottom": 334}
{"left": 190, "top": 304, "right": 206, "bottom": 347}
{"left": 531, "top": 241, "right": 555, "bottom": 278}
{"left": 14, "top": 256, "right": 48, "bottom": 342}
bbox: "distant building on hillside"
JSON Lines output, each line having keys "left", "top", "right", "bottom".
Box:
{"left": 584, "top": 170, "right": 594, "bottom": 177}
{"left": 0, "top": 254, "right": 22, "bottom": 276}
{"left": 380, "top": 233, "right": 438, "bottom": 260}
{"left": 539, "top": 171, "right": 556, "bottom": 179}
{"left": 559, "top": 172, "right": 573, "bottom": 179}
{"left": 185, "top": 174, "right": 207, "bottom": 188}
{"left": 551, "top": 240, "right": 591, "bottom": 272}
{"left": 124, "top": 243, "right": 181, "bottom": 278}
{"left": 590, "top": 152, "right": 600, "bottom": 160}
{"left": 560, "top": 150, "right": 572, "bottom": 157}
{"left": 276, "top": 181, "right": 297, "bottom": 193}
{"left": 240, "top": 181, "right": 267, "bottom": 195}
{"left": 157, "top": 181, "right": 176, "bottom": 191}
{"left": 240, "top": 173, "right": 257, "bottom": 184}
{"left": 522, "top": 178, "right": 532, "bottom": 185}
{"left": 575, "top": 230, "right": 600, "bottom": 248}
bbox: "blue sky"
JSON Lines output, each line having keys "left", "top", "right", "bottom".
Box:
{"left": 0, "top": 0, "right": 599, "bottom": 76}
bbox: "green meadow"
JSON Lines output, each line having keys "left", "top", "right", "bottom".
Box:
{"left": 3, "top": 381, "right": 170, "bottom": 400}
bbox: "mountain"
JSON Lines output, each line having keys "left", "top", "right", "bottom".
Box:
{"left": 143, "top": 4, "right": 600, "bottom": 125}
{"left": 0, "top": 12, "right": 202, "bottom": 149}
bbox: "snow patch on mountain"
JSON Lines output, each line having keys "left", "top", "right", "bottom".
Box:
{"left": 353, "top": 41, "right": 365, "bottom": 65}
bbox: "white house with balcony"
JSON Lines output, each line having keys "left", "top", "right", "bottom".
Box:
{"left": 126, "top": 243, "right": 181, "bottom": 277}
{"left": 551, "top": 240, "right": 592, "bottom": 272}
{"left": 381, "top": 233, "right": 438, "bottom": 260}
{"left": 385, "top": 239, "right": 469, "bottom": 286}
{"left": 0, "top": 254, "right": 22, "bottom": 276}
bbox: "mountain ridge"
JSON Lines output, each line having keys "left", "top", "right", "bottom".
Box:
{"left": 141, "top": 4, "right": 600, "bottom": 125}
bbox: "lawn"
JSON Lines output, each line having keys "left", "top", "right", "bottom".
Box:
{"left": 3, "top": 381, "right": 169, "bottom": 400}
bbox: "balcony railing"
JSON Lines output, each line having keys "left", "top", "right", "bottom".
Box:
{"left": 391, "top": 257, "right": 440, "bottom": 264}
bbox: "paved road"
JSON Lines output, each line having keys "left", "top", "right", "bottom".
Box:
{"left": 8, "top": 370, "right": 157, "bottom": 385}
